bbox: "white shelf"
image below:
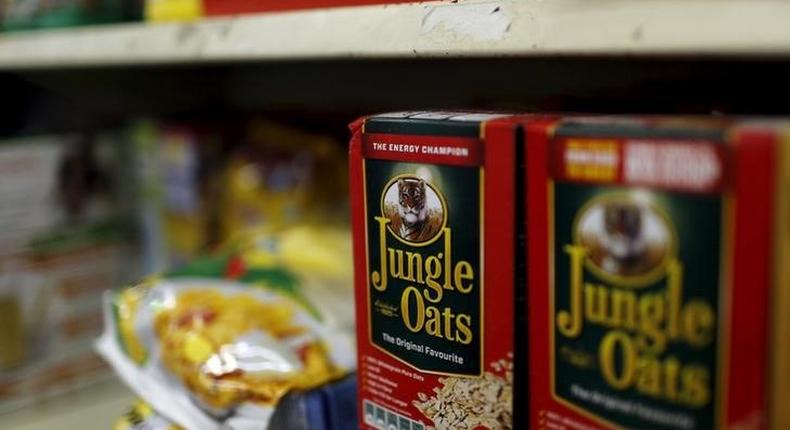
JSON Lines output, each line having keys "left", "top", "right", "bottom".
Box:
{"left": 2, "top": 0, "right": 790, "bottom": 69}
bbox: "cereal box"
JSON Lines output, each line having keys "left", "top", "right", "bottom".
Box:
{"left": 524, "top": 117, "right": 790, "bottom": 430}
{"left": 350, "top": 112, "right": 523, "bottom": 430}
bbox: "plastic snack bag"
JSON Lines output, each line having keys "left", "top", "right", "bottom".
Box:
{"left": 96, "top": 270, "right": 355, "bottom": 430}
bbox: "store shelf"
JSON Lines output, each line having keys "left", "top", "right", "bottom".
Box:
{"left": 0, "top": 380, "right": 135, "bottom": 430}
{"left": 2, "top": 0, "right": 790, "bottom": 69}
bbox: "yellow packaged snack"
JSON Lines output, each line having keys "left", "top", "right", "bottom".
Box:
{"left": 220, "top": 121, "right": 348, "bottom": 240}
{"left": 97, "top": 276, "right": 355, "bottom": 430}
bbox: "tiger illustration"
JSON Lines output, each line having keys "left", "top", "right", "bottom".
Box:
{"left": 384, "top": 177, "right": 443, "bottom": 242}
{"left": 581, "top": 202, "right": 667, "bottom": 277}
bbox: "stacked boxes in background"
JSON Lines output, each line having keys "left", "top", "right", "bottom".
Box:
{"left": 0, "top": 133, "right": 137, "bottom": 412}
{"left": 525, "top": 117, "right": 790, "bottom": 430}
{"left": 350, "top": 112, "right": 524, "bottom": 430}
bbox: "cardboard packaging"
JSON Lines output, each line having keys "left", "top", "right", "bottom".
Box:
{"left": 350, "top": 112, "right": 523, "bottom": 430}
{"left": 0, "top": 133, "right": 137, "bottom": 413}
{"left": 524, "top": 117, "right": 790, "bottom": 430}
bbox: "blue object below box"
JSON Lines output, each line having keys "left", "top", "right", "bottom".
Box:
{"left": 268, "top": 374, "right": 357, "bottom": 430}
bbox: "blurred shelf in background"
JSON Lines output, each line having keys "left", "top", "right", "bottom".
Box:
{"left": 0, "top": 380, "right": 134, "bottom": 430}
{"left": 3, "top": 0, "right": 790, "bottom": 69}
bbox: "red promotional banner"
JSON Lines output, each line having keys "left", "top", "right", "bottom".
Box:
{"left": 362, "top": 133, "right": 484, "bottom": 167}
{"left": 550, "top": 136, "right": 727, "bottom": 194}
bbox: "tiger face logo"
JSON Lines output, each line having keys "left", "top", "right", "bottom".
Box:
{"left": 382, "top": 175, "right": 445, "bottom": 244}
{"left": 397, "top": 178, "right": 427, "bottom": 231}
{"left": 575, "top": 194, "right": 675, "bottom": 286}
{"left": 601, "top": 202, "right": 648, "bottom": 271}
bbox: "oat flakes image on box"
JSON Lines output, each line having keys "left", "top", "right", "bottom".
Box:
{"left": 413, "top": 356, "right": 513, "bottom": 430}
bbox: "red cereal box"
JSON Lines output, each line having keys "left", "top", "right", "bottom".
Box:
{"left": 524, "top": 117, "right": 790, "bottom": 430}
{"left": 350, "top": 112, "right": 525, "bottom": 430}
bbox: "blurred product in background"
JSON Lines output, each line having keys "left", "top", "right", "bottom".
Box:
{"left": 0, "top": 132, "right": 137, "bottom": 413}
{"left": 234, "top": 224, "right": 355, "bottom": 332}
{"left": 0, "top": 115, "right": 355, "bottom": 428}
{"left": 144, "top": 0, "right": 201, "bottom": 22}
{"left": 93, "top": 116, "right": 355, "bottom": 429}
{"left": 114, "top": 399, "right": 181, "bottom": 430}
{"left": 114, "top": 373, "right": 358, "bottom": 430}
{"left": 97, "top": 235, "right": 355, "bottom": 429}
{"left": 132, "top": 121, "right": 224, "bottom": 273}
{"left": 0, "top": 0, "right": 422, "bottom": 28}
{"left": 202, "top": 0, "right": 413, "bottom": 17}
{"left": 132, "top": 118, "right": 348, "bottom": 274}
{"left": 525, "top": 116, "right": 790, "bottom": 430}
{"left": 220, "top": 120, "right": 348, "bottom": 239}
{"left": 1, "top": 0, "right": 141, "bottom": 31}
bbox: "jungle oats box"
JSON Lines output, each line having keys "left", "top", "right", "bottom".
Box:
{"left": 525, "top": 117, "right": 790, "bottom": 430}
{"left": 350, "top": 112, "right": 523, "bottom": 430}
